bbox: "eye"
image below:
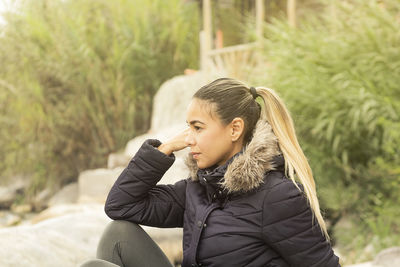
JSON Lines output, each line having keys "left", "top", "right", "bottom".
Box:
{"left": 194, "top": 126, "right": 202, "bottom": 131}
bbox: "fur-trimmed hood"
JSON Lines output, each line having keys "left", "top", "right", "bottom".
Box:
{"left": 184, "top": 119, "right": 283, "bottom": 193}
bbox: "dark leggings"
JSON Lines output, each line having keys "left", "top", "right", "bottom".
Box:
{"left": 80, "top": 220, "right": 173, "bottom": 267}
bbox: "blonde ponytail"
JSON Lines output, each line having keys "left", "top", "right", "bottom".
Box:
{"left": 255, "top": 86, "right": 330, "bottom": 241}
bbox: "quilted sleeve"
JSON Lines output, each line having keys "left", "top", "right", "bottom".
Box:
{"left": 105, "top": 139, "right": 186, "bottom": 228}
{"left": 262, "top": 175, "right": 340, "bottom": 267}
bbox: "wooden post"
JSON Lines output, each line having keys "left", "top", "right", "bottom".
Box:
{"left": 216, "top": 29, "right": 223, "bottom": 49}
{"left": 287, "top": 0, "right": 296, "bottom": 27}
{"left": 256, "top": 0, "right": 264, "bottom": 42}
{"left": 200, "top": 31, "right": 206, "bottom": 70}
{"left": 202, "top": 0, "right": 212, "bottom": 70}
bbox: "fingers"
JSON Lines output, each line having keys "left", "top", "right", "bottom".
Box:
{"left": 161, "top": 127, "right": 193, "bottom": 153}
{"left": 164, "top": 131, "right": 190, "bottom": 152}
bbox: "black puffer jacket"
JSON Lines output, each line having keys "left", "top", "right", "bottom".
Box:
{"left": 105, "top": 120, "right": 340, "bottom": 267}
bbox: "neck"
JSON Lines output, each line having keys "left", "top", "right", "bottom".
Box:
{"left": 217, "top": 140, "right": 243, "bottom": 166}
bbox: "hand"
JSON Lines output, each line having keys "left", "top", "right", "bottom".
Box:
{"left": 158, "top": 128, "right": 191, "bottom": 155}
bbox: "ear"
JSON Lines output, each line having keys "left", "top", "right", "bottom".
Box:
{"left": 230, "top": 117, "right": 245, "bottom": 142}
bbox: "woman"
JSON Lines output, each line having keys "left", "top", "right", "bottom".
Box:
{"left": 81, "top": 78, "right": 340, "bottom": 267}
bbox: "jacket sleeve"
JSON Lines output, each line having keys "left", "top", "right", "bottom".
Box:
{"left": 104, "top": 139, "right": 186, "bottom": 228}
{"left": 262, "top": 175, "right": 340, "bottom": 267}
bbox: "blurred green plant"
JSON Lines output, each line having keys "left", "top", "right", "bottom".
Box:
{"left": 251, "top": 0, "right": 400, "bottom": 263}
{"left": 0, "top": 0, "right": 199, "bottom": 194}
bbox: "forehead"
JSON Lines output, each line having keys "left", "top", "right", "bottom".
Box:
{"left": 186, "top": 98, "right": 219, "bottom": 124}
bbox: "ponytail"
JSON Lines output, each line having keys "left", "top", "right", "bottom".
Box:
{"left": 255, "top": 87, "right": 330, "bottom": 241}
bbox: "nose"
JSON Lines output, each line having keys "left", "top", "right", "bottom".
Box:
{"left": 185, "top": 130, "right": 195, "bottom": 146}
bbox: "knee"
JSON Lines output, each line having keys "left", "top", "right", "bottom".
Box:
{"left": 80, "top": 259, "right": 120, "bottom": 267}
{"left": 97, "top": 220, "right": 142, "bottom": 260}
{"left": 101, "top": 220, "right": 142, "bottom": 243}
{"left": 80, "top": 260, "right": 97, "bottom": 267}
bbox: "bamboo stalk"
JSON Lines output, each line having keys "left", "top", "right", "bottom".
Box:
{"left": 256, "top": 0, "right": 264, "bottom": 41}
{"left": 287, "top": 0, "right": 296, "bottom": 27}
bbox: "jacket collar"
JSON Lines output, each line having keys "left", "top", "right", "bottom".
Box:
{"left": 184, "top": 119, "right": 282, "bottom": 193}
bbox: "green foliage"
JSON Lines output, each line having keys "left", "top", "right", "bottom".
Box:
{"left": 252, "top": 0, "right": 400, "bottom": 263}
{"left": 0, "top": 0, "right": 199, "bottom": 192}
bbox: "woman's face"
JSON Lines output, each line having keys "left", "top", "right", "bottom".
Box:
{"left": 185, "top": 98, "right": 241, "bottom": 169}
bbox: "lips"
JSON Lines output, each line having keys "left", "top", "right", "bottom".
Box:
{"left": 191, "top": 152, "right": 201, "bottom": 159}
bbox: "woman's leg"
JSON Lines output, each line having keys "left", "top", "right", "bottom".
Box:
{"left": 96, "top": 220, "right": 173, "bottom": 267}
{"left": 80, "top": 259, "right": 120, "bottom": 267}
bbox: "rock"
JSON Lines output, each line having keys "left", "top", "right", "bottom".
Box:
{"left": 78, "top": 167, "right": 124, "bottom": 204}
{"left": 79, "top": 137, "right": 191, "bottom": 205}
{"left": 373, "top": 247, "right": 400, "bottom": 267}
{"left": 107, "top": 153, "right": 131, "bottom": 169}
{"left": 124, "top": 132, "right": 152, "bottom": 158}
{"left": 11, "top": 204, "right": 32, "bottom": 214}
{"left": 345, "top": 262, "right": 373, "bottom": 267}
{"left": 150, "top": 72, "right": 222, "bottom": 130}
{"left": 78, "top": 157, "right": 190, "bottom": 205}
{"left": 0, "top": 204, "right": 109, "bottom": 267}
{"left": 0, "top": 211, "right": 22, "bottom": 228}
{"left": 31, "top": 188, "right": 52, "bottom": 211}
{"left": 123, "top": 124, "right": 192, "bottom": 186}
{"left": 0, "top": 186, "right": 17, "bottom": 209}
{"left": 124, "top": 124, "right": 188, "bottom": 158}
{"left": 48, "top": 183, "right": 78, "bottom": 207}
{"left": 30, "top": 204, "right": 98, "bottom": 224}
{"left": 158, "top": 157, "right": 191, "bottom": 185}
{"left": 0, "top": 178, "right": 29, "bottom": 209}
{"left": 0, "top": 204, "right": 182, "bottom": 266}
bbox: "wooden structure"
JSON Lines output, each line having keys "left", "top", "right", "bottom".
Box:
{"left": 199, "top": 0, "right": 296, "bottom": 80}
{"left": 200, "top": 0, "right": 264, "bottom": 79}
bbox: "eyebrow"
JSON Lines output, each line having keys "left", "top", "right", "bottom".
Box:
{"left": 186, "top": 120, "right": 206, "bottom": 125}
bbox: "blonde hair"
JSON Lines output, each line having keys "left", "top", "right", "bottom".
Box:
{"left": 256, "top": 86, "right": 330, "bottom": 240}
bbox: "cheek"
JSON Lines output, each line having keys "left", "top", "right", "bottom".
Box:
{"left": 196, "top": 132, "right": 212, "bottom": 150}
{"left": 194, "top": 130, "right": 231, "bottom": 168}
{"left": 198, "top": 130, "right": 229, "bottom": 152}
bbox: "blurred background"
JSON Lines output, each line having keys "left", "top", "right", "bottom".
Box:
{"left": 0, "top": 0, "right": 399, "bottom": 266}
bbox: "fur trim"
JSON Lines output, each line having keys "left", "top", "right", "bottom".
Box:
{"left": 184, "top": 119, "right": 281, "bottom": 193}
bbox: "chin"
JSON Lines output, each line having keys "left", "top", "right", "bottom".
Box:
{"left": 196, "top": 160, "right": 214, "bottom": 169}
{"left": 196, "top": 162, "right": 206, "bottom": 169}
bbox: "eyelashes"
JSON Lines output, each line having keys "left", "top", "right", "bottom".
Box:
{"left": 185, "top": 123, "right": 202, "bottom": 131}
